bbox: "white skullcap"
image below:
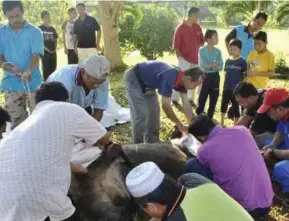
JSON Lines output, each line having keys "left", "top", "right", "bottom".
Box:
{"left": 126, "top": 161, "right": 165, "bottom": 198}
{"left": 79, "top": 55, "right": 110, "bottom": 79}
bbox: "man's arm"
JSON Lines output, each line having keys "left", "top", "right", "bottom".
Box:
{"left": 173, "top": 25, "right": 182, "bottom": 58}
{"left": 272, "top": 149, "right": 289, "bottom": 160}
{"left": 235, "top": 115, "right": 254, "bottom": 127}
{"left": 161, "top": 96, "right": 187, "bottom": 133}
{"left": 180, "top": 92, "right": 194, "bottom": 123}
{"left": 92, "top": 79, "right": 109, "bottom": 122}
{"left": 0, "top": 56, "right": 21, "bottom": 75}
{"left": 225, "top": 28, "right": 237, "bottom": 53}
{"left": 92, "top": 109, "right": 103, "bottom": 122}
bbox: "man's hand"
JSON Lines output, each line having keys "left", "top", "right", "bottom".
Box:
{"left": 21, "top": 71, "right": 31, "bottom": 82}
{"left": 247, "top": 70, "right": 256, "bottom": 77}
{"left": 71, "top": 163, "right": 87, "bottom": 174}
{"left": 11, "top": 66, "right": 22, "bottom": 76}
{"left": 177, "top": 123, "right": 188, "bottom": 135}
{"left": 263, "top": 144, "right": 276, "bottom": 152}
{"left": 263, "top": 148, "right": 274, "bottom": 161}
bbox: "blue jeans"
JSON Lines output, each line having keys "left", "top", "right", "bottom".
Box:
{"left": 185, "top": 156, "right": 214, "bottom": 181}
{"left": 273, "top": 160, "right": 289, "bottom": 193}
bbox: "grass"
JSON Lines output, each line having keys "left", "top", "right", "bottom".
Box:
{"left": 1, "top": 28, "right": 289, "bottom": 220}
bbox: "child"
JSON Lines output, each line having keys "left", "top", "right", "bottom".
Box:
{"left": 221, "top": 39, "right": 247, "bottom": 127}
{"left": 196, "top": 29, "right": 223, "bottom": 119}
{"left": 39, "top": 10, "right": 58, "bottom": 80}
{"left": 246, "top": 31, "right": 275, "bottom": 89}
{"left": 0, "top": 107, "right": 11, "bottom": 139}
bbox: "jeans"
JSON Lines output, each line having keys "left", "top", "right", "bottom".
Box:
{"left": 196, "top": 73, "right": 220, "bottom": 119}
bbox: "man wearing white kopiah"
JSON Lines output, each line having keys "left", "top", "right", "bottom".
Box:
{"left": 47, "top": 55, "right": 109, "bottom": 121}
{"left": 0, "top": 82, "right": 114, "bottom": 221}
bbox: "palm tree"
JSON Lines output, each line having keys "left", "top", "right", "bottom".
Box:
{"left": 276, "top": 2, "right": 289, "bottom": 27}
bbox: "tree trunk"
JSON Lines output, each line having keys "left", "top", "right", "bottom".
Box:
{"left": 98, "top": 1, "right": 123, "bottom": 68}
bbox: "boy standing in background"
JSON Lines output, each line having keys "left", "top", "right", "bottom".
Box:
{"left": 39, "top": 10, "right": 58, "bottom": 80}
{"left": 172, "top": 6, "right": 205, "bottom": 107}
{"left": 246, "top": 31, "right": 275, "bottom": 89}
{"left": 197, "top": 30, "right": 223, "bottom": 119}
{"left": 221, "top": 39, "right": 247, "bottom": 126}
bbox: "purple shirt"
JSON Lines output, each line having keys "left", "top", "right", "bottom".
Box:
{"left": 197, "top": 126, "right": 273, "bottom": 210}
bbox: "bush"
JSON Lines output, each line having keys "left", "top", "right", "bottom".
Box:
{"left": 274, "top": 53, "right": 289, "bottom": 79}
{"left": 119, "top": 5, "right": 178, "bottom": 60}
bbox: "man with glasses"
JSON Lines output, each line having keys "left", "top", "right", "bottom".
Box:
{"left": 0, "top": 0, "right": 44, "bottom": 129}
{"left": 47, "top": 55, "right": 109, "bottom": 121}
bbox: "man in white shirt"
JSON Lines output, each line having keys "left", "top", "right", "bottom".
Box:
{"left": 0, "top": 82, "right": 113, "bottom": 221}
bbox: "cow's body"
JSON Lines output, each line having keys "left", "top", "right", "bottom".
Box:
{"left": 69, "top": 142, "right": 187, "bottom": 221}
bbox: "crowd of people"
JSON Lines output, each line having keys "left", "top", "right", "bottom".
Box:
{"left": 0, "top": 1, "right": 288, "bottom": 221}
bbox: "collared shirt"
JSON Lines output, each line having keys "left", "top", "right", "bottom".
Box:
{"left": 47, "top": 65, "right": 109, "bottom": 110}
{"left": 277, "top": 120, "right": 289, "bottom": 149}
{"left": 198, "top": 45, "right": 223, "bottom": 74}
{"left": 173, "top": 21, "right": 205, "bottom": 64}
{"left": 136, "top": 61, "right": 186, "bottom": 97}
{"left": 245, "top": 49, "right": 275, "bottom": 89}
{"left": 226, "top": 24, "right": 254, "bottom": 60}
{"left": 197, "top": 126, "right": 273, "bottom": 211}
{"left": 0, "top": 101, "right": 107, "bottom": 221}
{"left": 0, "top": 21, "right": 44, "bottom": 92}
{"left": 74, "top": 14, "right": 100, "bottom": 48}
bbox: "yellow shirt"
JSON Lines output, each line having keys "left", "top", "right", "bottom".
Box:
{"left": 245, "top": 49, "right": 275, "bottom": 89}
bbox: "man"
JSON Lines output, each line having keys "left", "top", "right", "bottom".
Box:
{"left": 74, "top": 2, "right": 101, "bottom": 62}
{"left": 234, "top": 82, "right": 277, "bottom": 147}
{"left": 257, "top": 89, "right": 289, "bottom": 197}
{"left": 0, "top": 1, "right": 44, "bottom": 129}
{"left": 62, "top": 7, "right": 78, "bottom": 64}
{"left": 225, "top": 11, "right": 268, "bottom": 59}
{"left": 39, "top": 10, "right": 58, "bottom": 80}
{"left": 124, "top": 61, "right": 203, "bottom": 144}
{"left": 47, "top": 55, "right": 109, "bottom": 122}
{"left": 172, "top": 6, "right": 205, "bottom": 107}
{"left": 0, "top": 82, "right": 114, "bottom": 221}
{"left": 126, "top": 162, "right": 254, "bottom": 221}
{"left": 185, "top": 115, "right": 273, "bottom": 219}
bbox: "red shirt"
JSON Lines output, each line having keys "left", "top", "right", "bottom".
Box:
{"left": 173, "top": 21, "right": 205, "bottom": 64}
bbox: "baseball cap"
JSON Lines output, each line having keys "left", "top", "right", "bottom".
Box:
{"left": 79, "top": 55, "right": 110, "bottom": 79}
{"left": 125, "top": 162, "right": 165, "bottom": 198}
{"left": 257, "top": 88, "right": 289, "bottom": 114}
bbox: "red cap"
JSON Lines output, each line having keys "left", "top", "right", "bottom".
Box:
{"left": 257, "top": 88, "right": 289, "bottom": 114}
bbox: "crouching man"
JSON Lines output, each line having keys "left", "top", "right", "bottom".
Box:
{"left": 0, "top": 82, "right": 116, "bottom": 221}
{"left": 126, "top": 162, "right": 254, "bottom": 221}
{"left": 184, "top": 114, "right": 273, "bottom": 219}
{"left": 124, "top": 61, "right": 203, "bottom": 144}
{"left": 258, "top": 88, "right": 289, "bottom": 197}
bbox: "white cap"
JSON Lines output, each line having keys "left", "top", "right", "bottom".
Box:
{"left": 79, "top": 55, "right": 110, "bottom": 79}
{"left": 126, "top": 162, "right": 165, "bottom": 198}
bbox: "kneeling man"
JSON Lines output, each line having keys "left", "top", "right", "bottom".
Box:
{"left": 185, "top": 114, "right": 273, "bottom": 219}
{"left": 125, "top": 61, "right": 203, "bottom": 144}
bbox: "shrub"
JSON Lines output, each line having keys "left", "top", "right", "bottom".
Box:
{"left": 274, "top": 53, "right": 289, "bottom": 79}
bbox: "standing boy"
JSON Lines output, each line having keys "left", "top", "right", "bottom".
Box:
{"left": 62, "top": 7, "right": 78, "bottom": 64}
{"left": 172, "top": 6, "right": 205, "bottom": 107}
{"left": 246, "top": 31, "right": 275, "bottom": 89}
{"left": 221, "top": 39, "right": 247, "bottom": 126}
{"left": 39, "top": 10, "right": 58, "bottom": 80}
{"left": 196, "top": 30, "right": 223, "bottom": 119}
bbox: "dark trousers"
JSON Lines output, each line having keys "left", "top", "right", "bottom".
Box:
{"left": 67, "top": 49, "right": 79, "bottom": 64}
{"left": 42, "top": 52, "right": 57, "bottom": 80}
{"left": 196, "top": 73, "right": 219, "bottom": 119}
{"left": 221, "top": 89, "right": 240, "bottom": 118}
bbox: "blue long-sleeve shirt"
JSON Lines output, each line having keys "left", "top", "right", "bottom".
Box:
{"left": 198, "top": 45, "right": 223, "bottom": 74}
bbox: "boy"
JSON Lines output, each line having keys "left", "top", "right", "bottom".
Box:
{"left": 221, "top": 39, "right": 247, "bottom": 126}
{"left": 39, "top": 10, "right": 58, "bottom": 80}
{"left": 62, "top": 7, "right": 78, "bottom": 64}
{"left": 0, "top": 107, "right": 10, "bottom": 139}
{"left": 126, "top": 162, "right": 254, "bottom": 221}
{"left": 172, "top": 6, "right": 205, "bottom": 107}
{"left": 246, "top": 31, "right": 275, "bottom": 89}
{"left": 196, "top": 29, "right": 223, "bottom": 119}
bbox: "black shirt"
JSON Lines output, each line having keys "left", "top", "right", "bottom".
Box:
{"left": 74, "top": 15, "right": 100, "bottom": 48}
{"left": 225, "top": 24, "right": 253, "bottom": 44}
{"left": 243, "top": 89, "right": 277, "bottom": 134}
{"left": 39, "top": 25, "right": 58, "bottom": 52}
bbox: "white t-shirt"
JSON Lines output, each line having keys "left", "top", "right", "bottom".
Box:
{"left": 62, "top": 20, "right": 74, "bottom": 50}
{"left": 0, "top": 101, "right": 107, "bottom": 221}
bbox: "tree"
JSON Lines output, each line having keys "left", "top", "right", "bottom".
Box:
{"left": 276, "top": 2, "right": 289, "bottom": 27}
{"left": 119, "top": 5, "right": 177, "bottom": 60}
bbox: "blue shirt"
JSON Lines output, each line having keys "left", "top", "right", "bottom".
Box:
{"left": 198, "top": 46, "right": 223, "bottom": 74}
{"left": 137, "top": 61, "right": 183, "bottom": 97}
{"left": 277, "top": 120, "right": 289, "bottom": 150}
{"left": 235, "top": 25, "right": 254, "bottom": 60}
{"left": 0, "top": 22, "right": 44, "bottom": 92}
{"left": 224, "top": 57, "right": 247, "bottom": 90}
{"left": 47, "top": 65, "right": 109, "bottom": 110}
